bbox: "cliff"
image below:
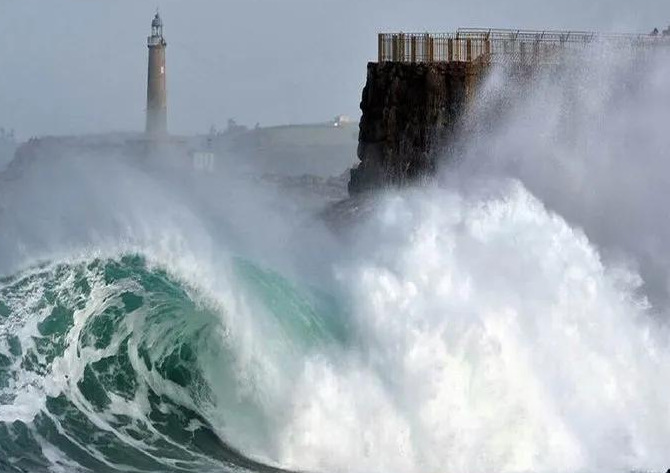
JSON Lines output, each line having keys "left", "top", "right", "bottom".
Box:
{"left": 349, "top": 61, "right": 488, "bottom": 195}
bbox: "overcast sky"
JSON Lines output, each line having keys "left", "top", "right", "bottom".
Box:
{"left": 0, "top": 0, "right": 669, "bottom": 138}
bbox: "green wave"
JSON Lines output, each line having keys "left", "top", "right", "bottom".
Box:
{"left": 0, "top": 254, "right": 347, "bottom": 473}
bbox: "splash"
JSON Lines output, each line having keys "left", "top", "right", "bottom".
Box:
{"left": 1, "top": 44, "right": 670, "bottom": 473}
{"left": 279, "top": 184, "right": 670, "bottom": 473}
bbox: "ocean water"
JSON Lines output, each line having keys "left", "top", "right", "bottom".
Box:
{"left": 1, "top": 46, "right": 670, "bottom": 473}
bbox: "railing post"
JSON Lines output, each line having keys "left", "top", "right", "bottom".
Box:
{"left": 466, "top": 38, "right": 472, "bottom": 61}
{"left": 429, "top": 37, "right": 435, "bottom": 62}
{"left": 448, "top": 38, "right": 453, "bottom": 62}
{"left": 411, "top": 36, "right": 417, "bottom": 63}
{"left": 378, "top": 33, "right": 383, "bottom": 62}
{"left": 392, "top": 34, "right": 399, "bottom": 61}
{"left": 399, "top": 33, "right": 405, "bottom": 61}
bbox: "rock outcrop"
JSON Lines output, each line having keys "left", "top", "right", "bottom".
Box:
{"left": 349, "top": 61, "right": 487, "bottom": 195}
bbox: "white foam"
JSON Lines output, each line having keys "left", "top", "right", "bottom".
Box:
{"left": 278, "top": 184, "right": 670, "bottom": 473}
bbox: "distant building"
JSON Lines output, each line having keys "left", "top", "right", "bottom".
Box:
{"left": 146, "top": 12, "right": 168, "bottom": 136}
{"left": 224, "top": 118, "right": 248, "bottom": 134}
{"left": 332, "top": 115, "right": 353, "bottom": 127}
{"left": 191, "top": 151, "right": 215, "bottom": 172}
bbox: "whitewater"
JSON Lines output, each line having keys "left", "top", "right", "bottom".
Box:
{"left": 1, "top": 45, "right": 670, "bottom": 473}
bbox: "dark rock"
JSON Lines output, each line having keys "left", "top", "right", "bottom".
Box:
{"left": 348, "top": 61, "right": 488, "bottom": 195}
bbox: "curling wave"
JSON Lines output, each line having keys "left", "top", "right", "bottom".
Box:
{"left": 0, "top": 254, "right": 346, "bottom": 473}
{"left": 2, "top": 182, "right": 670, "bottom": 473}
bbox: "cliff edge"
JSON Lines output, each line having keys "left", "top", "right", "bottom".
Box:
{"left": 349, "top": 61, "right": 487, "bottom": 195}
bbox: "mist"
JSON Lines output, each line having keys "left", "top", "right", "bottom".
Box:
{"left": 0, "top": 146, "right": 342, "bottom": 289}
{"left": 444, "top": 45, "right": 670, "bottom": 313}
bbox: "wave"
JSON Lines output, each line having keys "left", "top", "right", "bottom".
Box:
{"left": 0, "top": 254, "right": 346, "bottom": 473}
{"left": 3, "top": 46, "right": 670, "bottom": 473}
{"left": 2, "top": 180, "right": 670, "bottom": 473}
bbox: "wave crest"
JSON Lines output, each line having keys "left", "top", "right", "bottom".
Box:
{"left": 0, "top": 255, "right": 341, "bottom": 473}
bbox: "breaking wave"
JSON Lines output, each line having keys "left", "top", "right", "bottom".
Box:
{"left": 2, "top": 46, "right": 670, "bottom": 473}
{"left": 0, "top": 253, "right": 345, "bottom": 473}
{"left": 2, "top": 182, "right": 670, "bottom": 473}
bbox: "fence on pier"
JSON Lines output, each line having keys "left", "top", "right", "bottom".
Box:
{"left": 378, "top": 29, "right": 670, "bottom": 64}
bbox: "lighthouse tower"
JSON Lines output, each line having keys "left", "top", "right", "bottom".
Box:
{"left": 146, "top": 12, "right": 167, "bottom": 136}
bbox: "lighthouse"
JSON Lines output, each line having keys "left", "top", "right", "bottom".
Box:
{"left": 146, "top": 12, "right": 167, "bottom": 136}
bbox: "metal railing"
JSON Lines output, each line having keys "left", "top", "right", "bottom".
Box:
{"left": 147, "top": 35, "right": 166, "bottom": 47}
{"left": 378, "top": 29, "right": 670, "bottom": 64}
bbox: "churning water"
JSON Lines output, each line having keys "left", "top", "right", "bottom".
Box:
{"left": 1, "top": 45, "right": 670, "bottom": 473}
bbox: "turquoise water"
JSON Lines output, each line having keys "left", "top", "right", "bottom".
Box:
{"left": 0, "top": 255, "right": 347, "bottom": 473}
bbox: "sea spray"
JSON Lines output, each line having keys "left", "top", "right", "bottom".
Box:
{"left": 449, "top": 45, "right": 670, "bottom": 311}
{"left": 2, "top": 183, "right": 670, "bottom": 473}
{"left": 279, "top": 183, "right": 670, "bottom": 473}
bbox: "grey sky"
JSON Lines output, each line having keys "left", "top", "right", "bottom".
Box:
{"left": 0, "top": 0, "right": 669, "bottom": 138}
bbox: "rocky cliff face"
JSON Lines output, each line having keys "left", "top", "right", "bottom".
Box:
{"left": 349, "top": 61, "right": 487, "bottom": 195}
